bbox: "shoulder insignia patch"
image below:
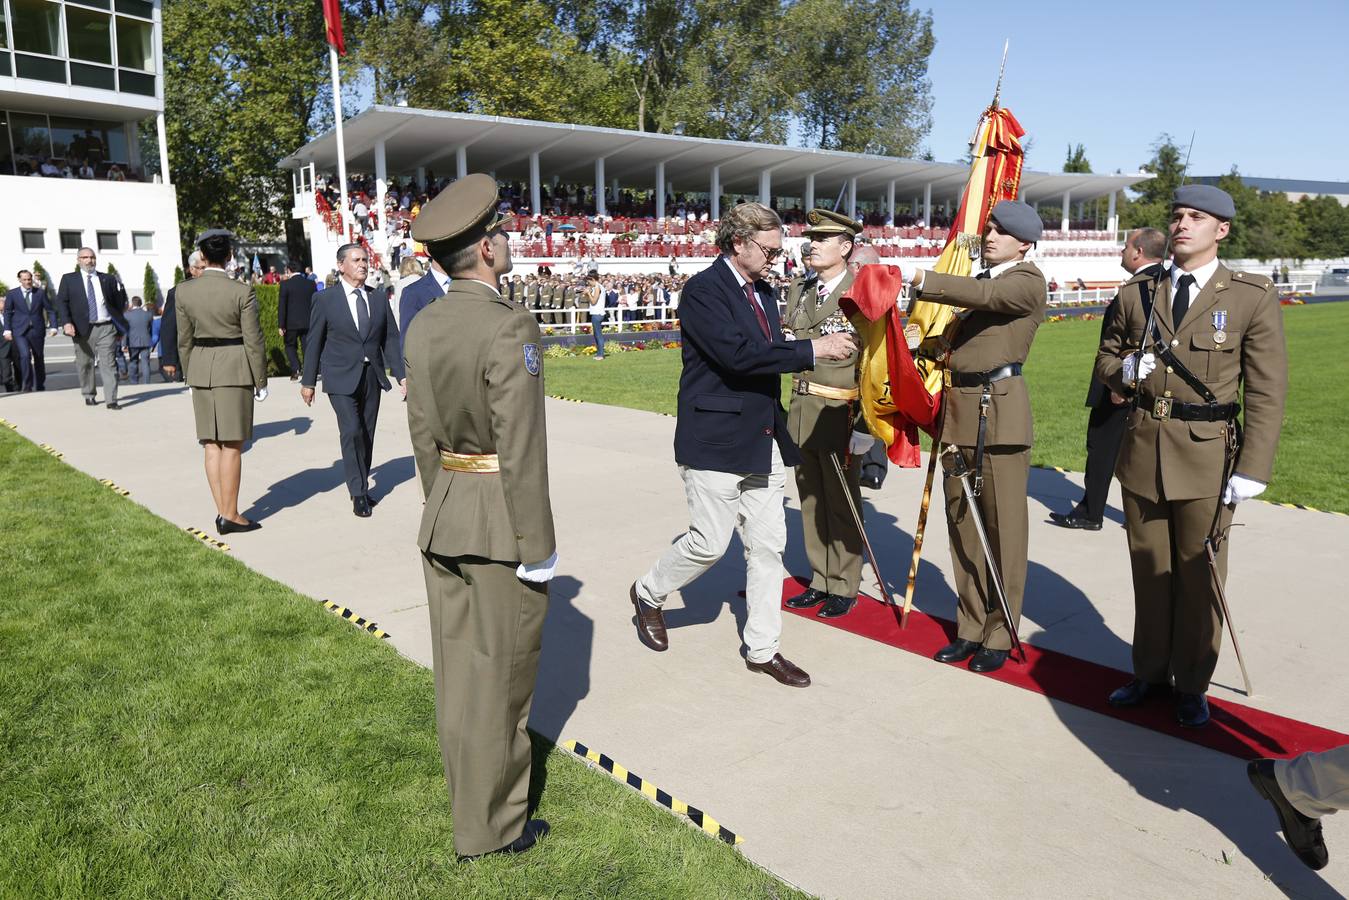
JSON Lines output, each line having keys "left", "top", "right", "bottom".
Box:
{"left": 523, "top": 342, "right": 541, "bottom": 376}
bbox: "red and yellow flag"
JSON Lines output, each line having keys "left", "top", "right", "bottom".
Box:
{"left": 323, "top": 0, "right": 346, "bottom": 55}
{"left": 842, "top": 106, "right": 1026, "bottom": 466}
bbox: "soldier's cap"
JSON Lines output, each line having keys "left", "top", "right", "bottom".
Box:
{"left": 988, "top": 200, "right": 1042, "bottom": 243}
{"left": 802, "top": 207, "right": 863, "bottom": 239}
{"left": 195, "top": 228, "right": 237, "bottom": 245}
{"left": 411, "top": 173, "right": 510, "bottom": 247}
{"left": 1172, "top": 184, "right": 1235, "bottom": 220}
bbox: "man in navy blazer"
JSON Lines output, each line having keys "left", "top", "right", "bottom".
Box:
{"left": 55, "top": 247, "right": 128, "bottom": 408}
{"left": 628, "top": 203, "right": 857, "bottom": 687}
{"left": 397, "top": 258, "right": 451, "bottom": 353}
{"left": 301, "top": 243, "right": 406, "bottom": 517}
{"left": 3, "top": 270, "right": 56, "bottom": 391}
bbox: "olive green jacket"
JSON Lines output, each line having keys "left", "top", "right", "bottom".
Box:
{"left": 175, "top": 269, "right": 267, "bottom": 389}
{"left": 784, "top": 270, "right": 860, "bottom": 450}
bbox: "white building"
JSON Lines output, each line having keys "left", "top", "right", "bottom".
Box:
{"left": 1, "top": 0, "right": 180, "bottom": 302}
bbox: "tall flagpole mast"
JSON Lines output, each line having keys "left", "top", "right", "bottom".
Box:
{"left": 329, "top": 43, "right": 350, "bottom": 239}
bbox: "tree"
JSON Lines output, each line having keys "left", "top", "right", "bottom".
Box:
{"left": 1217, "top": 168, "right": 1305, "bottom": 260}
{"left": 1063, "top": 143, "right": 1091, "bottom": 173}
{"left": 1119, "top": 134, "right": 1185, "bottom": 231}
{"left": 142, "top": 262, "right": 160, "bottom": 307}
{"left": 1297, "top": 195, "right": 1349, "bottom": 259}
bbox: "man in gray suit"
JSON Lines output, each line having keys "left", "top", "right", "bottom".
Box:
{"left": 124, "top": 296, "right": 154, "bottom": 385}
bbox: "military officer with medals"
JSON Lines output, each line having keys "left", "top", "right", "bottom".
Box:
{"left": 900, "top": 200, "right": 1047, "bottom": 674}
{"left": 782, "top": 208, "right": 871, "bottom": 619}
{"left": 1095, "top": 185, "right": 1287, "bottom": 728}
{"left": 405, "top": 173, "right": 557, "bottom": 859}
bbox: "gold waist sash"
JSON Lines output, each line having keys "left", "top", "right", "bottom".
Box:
{"left": 439, "top": 449, "right": 500, "bottom": 473}
{"left": 791, "top": 378, "right": 860, "bottom": 401}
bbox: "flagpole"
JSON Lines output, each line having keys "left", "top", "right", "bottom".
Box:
{"left": 329, "top": 44, "right": 350, "bottom": 240}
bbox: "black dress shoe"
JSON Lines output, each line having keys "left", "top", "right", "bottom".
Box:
{"left": 816, "top": 593, "right": 856, "bottom": 619}
{"left": 217, "top": 516, "right": 261, "bottom": 535}
{"left": 1175, "top": 691, "right": 1210, "bottom": 727}
{"left": 1048, "top": 510, "right": 1102, "bottom": 531}
{"left": 85, "top": 397, "right": 98, "bottom": 406}
{"left": 460, "top": 819, "right": 550, "bottom": 861}
{"left": 969, "top": 647, "right": 1008, "bottom": 672}
{"left": 1247, "top": 759, "right": 1329, "bottom": 870}
{"left": 106, "top": 402, "right": 123, "bottom": 410}
{"left": 1107, "top": 679, "right": 1171, "bottom": 708}
{"left": 785, "top": 587, "right": 828, "bottom": 609}
{"left": 365, "top": 494, "right": 379, "bottom": 507}
{"left": 934, "top": 638, "right": 981, "bottom": 664}
{"left": 353, "top": 495, "right": 372, "bottom": 517}
{"left": 860, "top": 475, "right": 883, "bottom": 490}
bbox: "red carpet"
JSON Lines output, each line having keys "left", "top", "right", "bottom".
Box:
{"left": 777, "top": 576, "right": 1348, "bottom": 760}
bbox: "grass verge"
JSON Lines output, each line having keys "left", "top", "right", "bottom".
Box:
{"left": 546, "top": 304, "right": 1349, "bottom": 513}
{"left": 0, "top": 426, "right": 806, "bottom": 899}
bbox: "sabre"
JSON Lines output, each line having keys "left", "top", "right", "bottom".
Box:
{"left": 940, "top": 445, "right": 1025, "bottom": 663}
{"left": 1133, "top": 132, "right": 1196, "bottom": 371}
{"left": 829, "top": 452, "right": 898, "bottom": 607}
{"left": 1205, "top": 426, "right": 1255, "bottom": 696}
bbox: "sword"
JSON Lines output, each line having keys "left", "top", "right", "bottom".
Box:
{"left": 1133, "top": 132, "right": 1195, "bottom": 370}
{"left": 941, "top": 445, "right": 1025, "bottom": 663}
{"left": 1205, "top": 424, "right": 1254, "bottom": 696}
{"left": 829, "top": 451, "right": 897, "bottom": 607}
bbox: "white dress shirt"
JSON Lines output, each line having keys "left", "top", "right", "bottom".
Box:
{"left": 81, "top": 267, "right": 111, "bottom": 323}
{"left": 1170, "top": 256, "right": 1220, "bottom": 292}
{"left": 339, "top": 277, "right": 372, "bottom": 361}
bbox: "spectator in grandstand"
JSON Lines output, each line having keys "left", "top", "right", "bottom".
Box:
{"left": 1047, "top": 277, "right": 1060, "bottom": 294}
{"left": 78, "top": 160, "right": 96, "bottom": 179}
{"left": 107, "top": 164, "right": 126, "bottom": 182}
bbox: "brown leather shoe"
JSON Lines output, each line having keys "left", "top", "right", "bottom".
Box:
{"left": 746, "top": 654, "right": 811, "bottom": 687}
{"left": 630, "top": 583, "right": 668, "bottom": 652}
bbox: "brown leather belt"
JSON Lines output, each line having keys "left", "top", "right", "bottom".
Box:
{"left": 439, "top": 449, "right": 500, "bottom": 473}
{"left": 791, "top": 378, "right": 859, "bottom": 401}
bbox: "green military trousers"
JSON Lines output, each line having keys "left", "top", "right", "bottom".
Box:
{"left": 795, "top": 447, "right": 864, "bottom": 599}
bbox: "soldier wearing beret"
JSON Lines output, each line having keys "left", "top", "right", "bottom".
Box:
{"left": 900, "top": 200, "right": 1047, "bottom": 673}
{"left": 1095, "top": 184, "right": 1287, "bottom": 727}
{"left": 405, "top": 173, "right": 556, "bottom": 858}
{"left": 782, "top": 208, "right": 871, "bottom": 619}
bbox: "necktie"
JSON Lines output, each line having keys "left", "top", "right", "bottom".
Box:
{"left": 744, "top": 282, "right": 771, "bottom": 339}
{"left": 1172, "top": 273, "right": 1195, "bottom": 329}
{"left": 354, "top": 289, "right": 370, "bottom": 336}
{"left": 85, "top": 274, "right": 98, "bottom": 322}
{"left": 976, "top": 270, "right": 991, "bottom": 280}
{"left": 24, "top": 291, "right": 32, "bottom": 311}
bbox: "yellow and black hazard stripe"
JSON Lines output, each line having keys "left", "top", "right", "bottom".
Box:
{"left": 98, "top": 478, "right": 131, "bottom": 497}
{"left": 38, "top": 442, "right": 64, "bottom": 459}
{"left": 563, "top": 740, "right": 741, "bottom": 845}
{"left": 184, "top": 526, "right": 230, "bottom": 552}
{"left": 0, "top": 417, "right": 17, "bottom": 430}
{"left": 318, "top": 599, "right": 390, "bottom": 638}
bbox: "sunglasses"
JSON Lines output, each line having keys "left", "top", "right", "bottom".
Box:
{"left": 749, "top": 237, "right": 783, "bottom": 261}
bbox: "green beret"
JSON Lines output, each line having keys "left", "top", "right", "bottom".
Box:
{"left": 802, "top": 207, "right": 862, "bottom": 239}
{"left": 411, "top": 173, "right": 509, "bottom": 246}
{"left": 988, "top": 200, "right": 1042, "bottom": 243}
{"left": 1172, "top": 184, "right": 1235, "bottom": 220}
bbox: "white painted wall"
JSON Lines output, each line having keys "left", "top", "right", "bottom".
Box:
{"left": 3, "top": 177, "right": 183, "bottom": 304}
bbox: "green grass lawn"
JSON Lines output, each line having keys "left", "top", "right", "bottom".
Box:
{"left": 0, "top": 427, "right": 805, "bottom": 899}
{"left": 547, "top": 303, "right": 1349, "bottom": 513}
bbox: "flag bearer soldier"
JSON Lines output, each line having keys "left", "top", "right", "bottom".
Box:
{"left": 405, "top": 173, "right": 557, "bottom": 858}
{"left": 782, "top": 209, "right": 871, "bottom": 619}
{"left": 904, "top": 200, "right": 1047, "bottom": 674}
{"left": 1095, "top": 185, "right": 1287, "bottom": 727}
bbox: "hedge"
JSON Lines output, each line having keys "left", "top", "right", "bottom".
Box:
{"left": 253, "top": 284, "right": 289, "bottom": 376}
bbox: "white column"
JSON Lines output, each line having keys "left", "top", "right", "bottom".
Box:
{"left": 758, "top": 170, "right": 771, "bottom": 207}
{"left": 656, "top": 161, "right": 666, "bottom": 219}
{"left": 804, "top": 173, "right": 815, "bottom": 211}
{"left": 911, "top": 196, "right": 919, "bottom": 216}
{"left": 710, "top": 166, "right": 721, "bottom": 220}
{"left": 1061, "top": 190, "right": 1071, "bottom": 234}
{"left": 886, "top": 180, "right": 895, "bottom": 225}
{"left": 374, "top": 139, "right": 389, "bottom": 262}
{"left": 595, "top": 157, "right": 607, "bottom": 216}
{"left": 1107, "top": 190, "right": 1118, "bottom": 234}
{"left": 612, "top": 177, "right": 619, "bottom": 203}
{"left": 923, "top": 183, "right": 932, "bottom": 225}
{"left": 155, "top": 112, "right": 171, "bottom": 184}
{"left": 846, "top": 178, "right": 857, "bottom": 219}
{"left": 415, "top": 166, "right": 425, "bottom": 191}
{"left": 530, "top": 152, "right": 542, "bottom": 218}
{"left": 455, "top": 146, "right": 467, "bottom": 179}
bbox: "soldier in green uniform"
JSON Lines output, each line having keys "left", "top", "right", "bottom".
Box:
{"left": 903, "top": 200, "right": 1047, "bottom": 674}
{"left": 406, "top": 173, "right": 557, "bottom": 858}
{"left": 782, "top": 208, "right": 871, "bottom": 619}
{"left": 1095, "top": 185, "right": 1287, "bottom": 728}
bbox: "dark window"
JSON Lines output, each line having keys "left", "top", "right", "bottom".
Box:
{"left": 21, "top": 229, "right": 46, "bottom": 251}
{"left": 115, "top": 0, "right": 153, "bottom": 18}
{"left": 10, "top": 112, "right": 50, "bottom": 172}
{"left": 66, "top": 6, "right": 112, "bottom": 64}
{"left": 118, "top": 70, "right": 154, "bottom": 96}
{"left": 71, "top": 61, "right": 115, "bottom": 90}
{"left": 15, "top": 52, "right": 65, "bottom": 82}
{"left": 12, "top": 0, "right": 63, "bottom": 56}
{"left": 97, "top": 231, "right": 119, "bottom": 251}
{"left": 132, "top": 231, "right": 153, "bottom": 252}
{"left": 60, "top": 230, "right": 84, "bottom": 251}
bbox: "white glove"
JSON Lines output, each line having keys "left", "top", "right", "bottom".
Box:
{"left": 848, "top": 432, "right": 876, "bottom": 455}
{"left": 1222, "top": 474, "right": 1265, "bottom": 506}
{"left": 254, "top": 387, "right": 268, "bottom": 401}
{"left": 1122, "top": 351, "right": 1156, "bottom": 385}
{"left": 517, "top": 551, "right": 558, "bottom": 583}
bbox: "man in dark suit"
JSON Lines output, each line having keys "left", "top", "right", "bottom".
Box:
{"left": 397, "top": 258, "right": 451, "bottom": 353}
{"left": 123, "top": 296, "right": 154, "bottom": 384}
{"left": 627, "top": 202, "right": 857, "bottom": 688}
{"left": 277, "top": 264, "right": 318, "bottom": 380}
{"left": 1051, "top": 227, "right": 1165, "bottom": 530}
{"left": 159, "top": 251, "right": 204, "bottom": 382}
{"left": 301, "top": 243, "right": 405, "bottom": 517}
{"left": 55, "top": 247, "right": 128, "bottom": 408}
{"left": 3, "top": 269, "right": 55, "bottom": 391}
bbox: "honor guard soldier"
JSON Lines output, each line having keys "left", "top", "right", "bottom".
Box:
{"left": 904, "top": 200, "right": 1047, "bottom": 674}
{"left": 405, "top": 173, "right": 557, "bottom": 858}
{"left": 782, "top": 208, "right": 871, "bottom": 619}
{"left": 1095, "top": 185, "right": 1287, "bottom": 727}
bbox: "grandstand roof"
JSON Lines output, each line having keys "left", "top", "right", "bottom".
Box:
{"left": 281, "top": 106, "right": 1150, "bottom": 206}
{"left": 1192, "top": 175, "right": 1349, "bottom": 197}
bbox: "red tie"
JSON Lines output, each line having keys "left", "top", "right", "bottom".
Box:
{"left": 744, "top": 282, "right": 771, "bottom": 339}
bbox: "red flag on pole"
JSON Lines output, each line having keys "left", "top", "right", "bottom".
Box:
{"left": 323, "top": 0, "right": 345, "bottom": 55}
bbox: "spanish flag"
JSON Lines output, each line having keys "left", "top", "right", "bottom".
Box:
{"left": 323, "top": 0, "right": 346, "bottom": 55}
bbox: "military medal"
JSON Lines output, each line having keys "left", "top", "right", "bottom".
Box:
{"left": 1212, "top": 310, "right": 1228, "bottom": 345}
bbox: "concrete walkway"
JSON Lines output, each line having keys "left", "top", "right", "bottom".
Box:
{"left": 3, "top": 376, "right": 1346, "bottom": 899}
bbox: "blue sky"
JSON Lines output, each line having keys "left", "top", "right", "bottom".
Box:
{"left": 922, "top": 0, "right": 1345, "bottom": 181}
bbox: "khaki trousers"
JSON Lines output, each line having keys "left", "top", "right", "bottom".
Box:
{"left": 635, "top": 444, "right": 786, "bottom": 664}
{"left": 942, "top": 445, "right": 1029, "bottom": 651}
{"left": 795, "top": 447, "right": 863, "bottom": 598}
{"left": 422, "top": 552, "right": 549, "bottom": 857}
{"left": 1121, "top": 489, "right": 1232, "bottom": 694}
{"left": 1276, "top": 744, "right": 1349, "bottom": 819}
{"left": 74, "top": 322, "right": 118, "bottom": 404}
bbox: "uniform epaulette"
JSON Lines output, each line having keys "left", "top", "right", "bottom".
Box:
{"left": 1231, "top": 271, "right": 1273, "bottom": 289}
